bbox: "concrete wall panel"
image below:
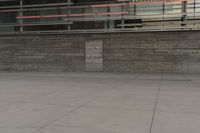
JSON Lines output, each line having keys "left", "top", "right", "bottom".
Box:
{"left": 0, "top": 31, "right": 199, "bottom": 73}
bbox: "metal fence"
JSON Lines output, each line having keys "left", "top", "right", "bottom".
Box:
{"left": 0, "top": 0, "right": 200, "bottom": 33}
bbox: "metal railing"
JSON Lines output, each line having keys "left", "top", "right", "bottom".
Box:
{"left": 0, "top": 0, "right": 200, "bottom": 34}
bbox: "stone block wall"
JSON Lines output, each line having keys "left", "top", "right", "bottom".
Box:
{"left": 0, "top": 35, "right": 85, "bottom": 71}
{"left": 103, "top": 32, "right": 200, "bottom": 73}
{"left": 0, "top": 31, "right": 199, "bottom": 73}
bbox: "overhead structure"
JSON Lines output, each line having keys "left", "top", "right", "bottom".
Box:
{"left": 0, "top": 0, "right": 199, "bottom": 33}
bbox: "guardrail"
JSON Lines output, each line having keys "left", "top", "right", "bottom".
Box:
{"left": 0, "top": 0, "right": 199, "bottom": 33}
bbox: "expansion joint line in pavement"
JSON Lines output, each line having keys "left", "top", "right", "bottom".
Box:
{"left": 149, "top": 73, "right": 163, "bottom": 133}
{"left": 31, "top": 73, "right": 141, "bottom": 133}
{"left": 31, "top": 72, "right": 143, "bottom": 133}
{"left": 182, "top": 73, "right": 200, "bottom": 89}
{"left": 31, "top": 97, "right": 97, "bottom": 133}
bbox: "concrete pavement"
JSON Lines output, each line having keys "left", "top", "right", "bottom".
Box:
{"left": 0, "top": 72, "right": 199, "bottom": 133}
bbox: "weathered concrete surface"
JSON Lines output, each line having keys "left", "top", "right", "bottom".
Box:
{"left": 0, "top": 31, "right": 200, "bottom": 73}
{"left": 0, "top": 72, "right": 200, "bottom": 133}
{"left": 0, "top": 35, "right": 85, "bottom": 71}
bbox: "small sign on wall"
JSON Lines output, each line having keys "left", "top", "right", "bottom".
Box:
{"left": 85, "top": 40, "right": 103, "bottom": 72}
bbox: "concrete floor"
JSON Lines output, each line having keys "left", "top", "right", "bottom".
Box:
{"left": 0, "top": 72, "right": 200, "bottom": 133}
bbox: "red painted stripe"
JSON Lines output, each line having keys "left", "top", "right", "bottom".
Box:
{"left": 16, "top": 13, "right": 95, "bottom": 19}
{"left": 68, "top": 13, "right": 95, "bottom": 17}
{"left": 16, "top": 11, "right": 129, "bottom": 19}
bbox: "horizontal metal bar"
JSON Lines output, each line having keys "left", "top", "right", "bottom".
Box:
{"left": 117, "top": 23, "right": 143, "bottom": 27}
{"left": 0, "top": 0, "right": 185, "bottom": 11}
{"left": 0, "top": 17, "right": 199, "bottom": 28}
{"left": 0, "top": 5, "right": 186, "bottom": 13}
{"left": 0, "top": 21, "right": 73, "bottom": 27}
{"left": 0, "top": 2, "right": 73, "bottom": 9}
{"left": 0, "top": 27, "right": 198, "bottom": 35}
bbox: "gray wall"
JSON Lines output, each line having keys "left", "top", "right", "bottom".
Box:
{"left": 0, "top": 31, "right": 200, "bottom": 73}
{"left": 0, "top": 35, "right": 85, "bottom": 71}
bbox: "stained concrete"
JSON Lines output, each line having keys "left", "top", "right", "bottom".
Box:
{"left": 0, "top": 72, "right": 200, "bottom": 133}
{"left": 0, "top": 31, "right": 200, "bottom": 73}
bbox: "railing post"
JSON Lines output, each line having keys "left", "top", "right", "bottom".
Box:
{"left": 105, "top": 6, "right": 110, "bottom": 30}
{"left": 181, "top": 1, "right": 187, "bottom": 27}
{"left": 134, "top": 1, "right": 136, "bottom": 16}
{"left": 67, "top": 0, "right": 71, "bottom": 31}
{"left": 19, "top": 0, "right": 23, "bottom": 32}
{"left": 194, "top": 0, "right": 196, "bottom": 28}
{"left": 121, "top": 5, "right": 125, "bottom": 30}
{"left": 162, "top": 2, "right": 165, "bottom": 30}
